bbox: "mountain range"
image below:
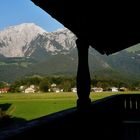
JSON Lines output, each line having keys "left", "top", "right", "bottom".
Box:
{"left": 0, "top": 23, "right": 140, "bottom": 82}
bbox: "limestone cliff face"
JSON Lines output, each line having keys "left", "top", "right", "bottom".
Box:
{"left": 0, "top": 23, "right": 76, "bottom": 57}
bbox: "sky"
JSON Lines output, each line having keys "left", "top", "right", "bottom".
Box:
{"left": 0, "top": 0, "right": 64, "bottom": 32}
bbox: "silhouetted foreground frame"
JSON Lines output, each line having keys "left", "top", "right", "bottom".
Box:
{"left": 31, "top": 0, "right": 140, "bottom": 108}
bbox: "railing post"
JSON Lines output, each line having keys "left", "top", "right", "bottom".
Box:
{"left": 76, "top": 38, "right": 91, "bottom": 110}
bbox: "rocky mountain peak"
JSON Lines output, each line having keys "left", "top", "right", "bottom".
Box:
{"left": 0, "top": 23, "right": 76, "bottom": 57}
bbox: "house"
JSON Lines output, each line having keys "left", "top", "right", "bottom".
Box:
{"left": 110, "top": 87, "right": 119, "bottom": 92}
{"left": 49, "top": 88, "right": 63, "bottom": 93}
{"left": 71, "top": 88, "right": 77, "bottom": 93}
{"left": 119, "top": 87, "right": 128, "bottom": 92}
{"left": 134, "top": 87, "right": 140, "bottom": 91}
{"left": 51, "top": 83, "right": 57, "bottom": 88}
{"left": 0, "top": 88, "right": 9, "bottom": 93}
{"left": 51, "top": 88, "right": 60, "bottom": 93}
{"left": 25, "top": 87, "right": 35, "bottom": 93}
{"left": 91, "top": 87, "right": 103, "bottom": 92}
{"left": 50, "top": 83, "right": 63, "bottom": 92}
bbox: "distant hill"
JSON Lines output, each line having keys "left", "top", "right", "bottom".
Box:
{"left": 125, "top": 44, "right": 140, "bottom": 53}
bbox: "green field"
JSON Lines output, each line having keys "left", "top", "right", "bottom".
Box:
{"left": 0, "top": 92, "right": 139, "bottom": 122}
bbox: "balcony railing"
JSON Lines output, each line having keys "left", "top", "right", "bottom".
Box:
{"left": 1, "top": 94, "right": 140, "bottom": 140}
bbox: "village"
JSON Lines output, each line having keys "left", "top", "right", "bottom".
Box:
{"left": 0, "top": 83, "right": 131, "bottom": 94}
{"left": 0, "top": 76, "right": 140, "bottom": 94}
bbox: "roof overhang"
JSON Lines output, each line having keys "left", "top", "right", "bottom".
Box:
{"left": 31, "top": 0, "right": 140, "bottom": 54}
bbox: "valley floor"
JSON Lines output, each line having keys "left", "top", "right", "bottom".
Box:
{"left": 0, "top": 92, "right": 140, "bottom": 127}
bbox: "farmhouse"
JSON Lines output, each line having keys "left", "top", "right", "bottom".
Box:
{"left": 135, "top": 87, "right": 140, "bottom": 91}
{"left": 119, "top": 87, "right": 128, "bottom": 92}
{"left": 0, "top": 88, "right": 9, "bottom": 93}
{"left": 24, "top": 87, "right": 35, "bottom": 93}
{"left": 71, "top": 88, "right": 77, "bottom": 93}
{"left": 51, "top": 83, "right": 57, "bottom": 88}
{"left": 49, "top": 83, "right": 63, "bottom": 92}
{"left": 51, "top": 88, "right": 61, "bottom": 93}
{"left": 110, "top": 87, "right": 119, "bottom": 92}
{"left": 91, "top": 87, "right": 103, "bottom": 92}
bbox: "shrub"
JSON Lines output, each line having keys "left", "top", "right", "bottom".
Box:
{"left": 0, "top": 108, "right": 11, "bottom": 128}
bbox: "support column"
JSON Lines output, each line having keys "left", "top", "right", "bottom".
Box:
{"left": 76, "top": 38, "right": 91, "bottom": 110}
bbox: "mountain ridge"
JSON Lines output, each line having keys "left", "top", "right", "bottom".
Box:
{"left": 0, "top": 23, "right": 140, "bottom": 82}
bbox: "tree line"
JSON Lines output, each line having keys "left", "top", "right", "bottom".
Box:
{"left": 9, "top": 76, "right": 76, "bottom": 92}
{"left": 0, "top": 75, "right": 140, "bottom": 92}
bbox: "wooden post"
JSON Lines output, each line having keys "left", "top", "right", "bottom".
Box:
{"left": 76, "top": 38, "right": 91, "bottom": 110}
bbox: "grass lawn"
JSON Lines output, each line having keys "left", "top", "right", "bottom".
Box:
{"left": 0, "top": 92, "right": 140, "bottom": 122}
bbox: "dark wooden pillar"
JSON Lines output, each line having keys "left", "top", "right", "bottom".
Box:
{"left": 76, "top": 38, "right": 91, "bottom": 110}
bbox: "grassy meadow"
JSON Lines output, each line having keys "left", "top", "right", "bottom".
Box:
{"left": 0, "top": 92, "right": 140, "bottom": 122}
